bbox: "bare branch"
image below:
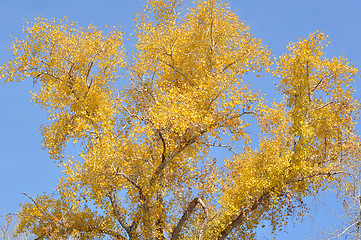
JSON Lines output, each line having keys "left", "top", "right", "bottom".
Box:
{"left": 198, "top": 198, "right": 209, "bottom": 240}
{"left": 108, "top": 189, "right": 131, "bottom": 235}
{"left": 84, "top": 61, "right": 94, "bottom": 99}
{"left": 222, "top": 61, "right": 236, "bottom": 72}
{"left": 158, "top": 130, "right": 167, "bottom": 164}
{"left": 205, "top": 142, "right": 237, "bottom": 154}
{"left": 326, "top": 221, "right": 359, "bottom": 240}
{"left": 21, "top": 193, "right": 50, "bottom": 223}
{"left": 114, "top": 170, "right": 143, "bottom": 195}
{"left": 85, "top": 61, "right": 93, "bottom": 84}
{"left": 311, "top": 100, "right": 334, "bottom": 112}
{"left": 112, "top": 170, "right": 150, "bottom": 237}
{"left": 311, "top": 74, "right": 333, "bottom": 93}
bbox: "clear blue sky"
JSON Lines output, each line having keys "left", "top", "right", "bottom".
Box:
{"left": 1, "top": 0, "right": 361, "bottom": 239}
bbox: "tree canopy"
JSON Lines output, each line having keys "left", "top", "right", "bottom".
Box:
{"left": 1, "top": 0, "right": 360, "bottom": 239}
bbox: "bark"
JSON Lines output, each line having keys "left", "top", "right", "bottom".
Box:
{"left": 216, "top": 192, "right": 270, "bottom": 240}
{"left": 171, "top": 197, "right": 208, "bottom": 240}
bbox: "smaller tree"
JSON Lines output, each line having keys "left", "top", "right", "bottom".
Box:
{"left": 0, "top": 214, "right": 12, "bottom": 240}
{"left": 321, "top": 166, "right": 361, "bottom": 240}
{"left": 0, "top": 213, "right": 33, "bottom": 240}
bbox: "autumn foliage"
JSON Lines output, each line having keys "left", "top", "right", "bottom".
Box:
{"left": 1, "top": 0, "right": 360, "bottom": 239}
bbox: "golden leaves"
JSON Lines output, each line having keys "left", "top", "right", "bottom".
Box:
{"left": 0, "top": 17, "right": 125, "bottom": 160}
{"left": 1, "top": 1, "right": 360, "bottom": 240}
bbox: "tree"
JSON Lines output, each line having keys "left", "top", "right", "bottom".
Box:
{"left": 0, "top": 214, "right": 13, "bottom": 240}
{"left": 1, "top": 0, "right": 360, "bottom": 239}
{"left": 0, "top": 213, "right": 33, "bottom": 240}
{"left": 318, "top": 165, "right": 361, "bottom": 239}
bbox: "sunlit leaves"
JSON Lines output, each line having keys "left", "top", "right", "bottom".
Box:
{"left": 1, "top": 1, "right": 360, "bottom": 239}
{"left": 1, "top": 17, "right": 125, "bottom": 160}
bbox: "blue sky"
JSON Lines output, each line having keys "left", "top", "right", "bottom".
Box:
{"left": 1, "top": 0, "right": 361, "bottom": 239}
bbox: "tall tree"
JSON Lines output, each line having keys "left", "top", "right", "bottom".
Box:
{"left": 1, "top": 0, "right": 359, "bottom": 239}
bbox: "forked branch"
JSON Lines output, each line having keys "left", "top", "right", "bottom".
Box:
{"left": 171, "top": 197, "right": 209, "bottom": 240}
{"left": 108, "top": 190, "right": 132, "bottom": 236}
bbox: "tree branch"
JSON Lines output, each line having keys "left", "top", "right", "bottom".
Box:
{"left": 217, "top": 170, "right": 342, "bottom": 239}
{"left": 150, "top": 130, "right": 206, "bottom": 186}
{"left": 205, "top": 141, "right": 237, "bottom": 154}
{"left": 217, "top": 192, "right": 270, "bottom": 240}
{"left": 326, "top": 221, "right": 358, "bottom": 240}
{"left": 21, "top": 193, "right": 51, "bottom": 224}
{"left": 108, "top": 189, "right": 132, "bottom": 236}
{"left": 197, "top": 198, "right": 209, "bottom": 240}
{"left": 158, "top": 129, "right": 167, "bottom": 164}
{"left": 161, "top": 61, "right": 195, "bottom": 88}
{"left": 222, "top": 61, "right": 236, "bottom": 72}
{"left": 112, "top": 170, "right": 149, "bottom": 237}
{"left": 73, "top": 224, "right": 127, "bottom": 240}
{"left": 286, "top": 171, "right": 342, "bottom": 185}
{"left": 171, "top": 197, "right": 209, "bottom": 240}
{"left": 114, "top": 170, "right": 145, "bottom": 201}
